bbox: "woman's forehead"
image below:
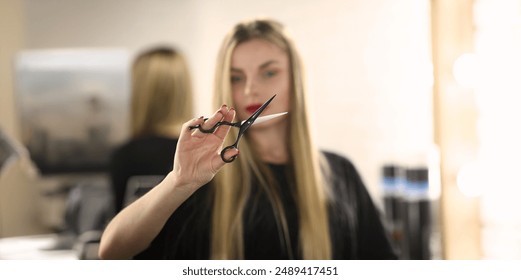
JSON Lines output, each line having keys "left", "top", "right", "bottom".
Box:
{"left": 231, "top": 39, "right": 288, "bottom": 68}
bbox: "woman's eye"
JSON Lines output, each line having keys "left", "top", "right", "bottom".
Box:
{"left": 231, "top": 75, "right": 243, "bottom": 83}
{"left": 263, "top": 70, "right": 277, "bottom": 78}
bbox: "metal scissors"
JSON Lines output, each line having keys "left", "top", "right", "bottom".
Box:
{"left": 189, "top": 94, "right": 287, "bottom": 163}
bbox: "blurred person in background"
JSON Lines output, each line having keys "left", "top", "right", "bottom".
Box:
{"left": 109, "top": 46, "right": 194, "bottom": 213}
{"left": 100, "top": 19, "right": 396, "bottom": 260}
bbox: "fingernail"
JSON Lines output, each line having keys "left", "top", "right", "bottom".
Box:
{"left": 198, "top": 116, "right": 204, "bottom": 119}
{"left": 221, "top": 104, "right": 228, "bottom": 108}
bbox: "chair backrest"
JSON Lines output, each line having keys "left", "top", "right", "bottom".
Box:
{"left": 123, "top": 175, "right": 164, "bottom": 207}
{"left": 64, "top": 176, "right": 114, "bottom": 237}
{"left": 76, "top": 230, "right": 102, "bottom": 260}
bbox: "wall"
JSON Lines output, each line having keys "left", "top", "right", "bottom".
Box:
{"left": 431, "top": 0, "right": 480, "bottom": 260}
{"left": 0, "top": 0, "right": 50, "bottom": 237}
{"left": 0, "top": 1, "right": 24, "bottom": 136}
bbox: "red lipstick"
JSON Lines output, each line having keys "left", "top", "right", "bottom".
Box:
{"left": 246, "top": 104, "right": 262, "bottom": 114}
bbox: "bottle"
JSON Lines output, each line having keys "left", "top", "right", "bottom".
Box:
{"left": 380, "top": 164, "right": 405, "bottom": 258}
{"left": 401, "top": 167, "right": 431, "bottom": 260}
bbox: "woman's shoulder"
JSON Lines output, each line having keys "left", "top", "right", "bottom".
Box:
{"left": 110, "top": 136, "right": 179, "bottom": 164}
{"left": 122, "top": 135, "right": 179, "bottom": 148}
{"left": 319, "top": 149, "right": 365, "bottom": 192}
{"left": 114, "top": 136, "right": 178, "bottom": 153}
{"left": 320, "top": 150, "right": 358, "bottom": 173}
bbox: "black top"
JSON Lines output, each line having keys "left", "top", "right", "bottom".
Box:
{"left": 135, "top": 151, "right": 397, "bottom": 260}
{"left": 109, "top": 136, "right": 179, "bottom": 213}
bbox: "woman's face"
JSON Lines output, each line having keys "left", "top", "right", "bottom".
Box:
{"left": 230, "top": 38, "right": 291, "bottom": 127}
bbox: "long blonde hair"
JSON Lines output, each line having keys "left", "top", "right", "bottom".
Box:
{"left": 131, "top": 47, "right": 193, "bottom": 138}
{"left": 211, "top": 19, "right": 332, "bottom": 259}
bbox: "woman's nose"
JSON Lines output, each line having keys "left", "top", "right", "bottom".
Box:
{"left": 244, "top": 79, "right": 257, "bottom": 96}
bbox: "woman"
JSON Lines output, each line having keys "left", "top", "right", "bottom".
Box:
{"left": 109, "top": 46, "right": 194, "bottom": 213}
{"left": 99, "top": 19, "right": 396, "bottom": 260}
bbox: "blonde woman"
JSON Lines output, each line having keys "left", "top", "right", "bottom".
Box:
{"left": 100, "top": 19, "right": 396, "bottom": 260}
{"left": 109, "top": 46, "right": 194, "bottom": 213}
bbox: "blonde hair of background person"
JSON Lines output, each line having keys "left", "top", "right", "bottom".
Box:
{"left": 131, "top": 47, "right": 193, "bottom": 138}
{"left": 211, "top": 19, "right": 331, "bottom": 259}
{"left": 109, "top": 46, "right": 194, "bottom": 214}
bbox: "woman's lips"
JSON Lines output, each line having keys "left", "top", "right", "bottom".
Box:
{"left": 246, "top": 104, "right": 262, "bottom": 114}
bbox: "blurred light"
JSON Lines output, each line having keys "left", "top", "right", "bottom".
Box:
{"left": 457, "top": 162, "right": 485, "bottom": 197}
{"left": 16, "top": 49, "right": 130, "bottom": 71}
{"left": 453, "top": 53, "right": 479, "bottom": 88}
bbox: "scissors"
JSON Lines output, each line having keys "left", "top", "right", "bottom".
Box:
{"left": 189, "top": 94, "right": 287, "bottom": 163}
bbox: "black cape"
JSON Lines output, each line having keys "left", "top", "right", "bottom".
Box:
{"left": 135, "top": 151, "right": 397, "bottom": 260}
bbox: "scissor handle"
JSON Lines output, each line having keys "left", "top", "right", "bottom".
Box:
{"left": 189, "top": 120, "right": 239, "bottom": 133}
{"left": 220, "top": 145, "right": 238, "bottom": 163}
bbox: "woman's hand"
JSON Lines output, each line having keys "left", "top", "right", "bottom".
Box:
{"left": 171, "top": 105, "right": 238, "bottom": 194}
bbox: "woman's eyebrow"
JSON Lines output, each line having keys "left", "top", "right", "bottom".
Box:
{"left": 230, "top": 60, "right": 280, "bottom": 72}
{"left": 259, "top": 60, "right": 279, "bottom": 69}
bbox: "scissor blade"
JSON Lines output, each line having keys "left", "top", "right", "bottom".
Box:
{"left": 242, "top": 112, "right": 288, "bottom": 126}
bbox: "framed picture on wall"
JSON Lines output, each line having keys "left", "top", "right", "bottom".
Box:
{"left": 14, "top": 49, "right": 131, "bottom": 175}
